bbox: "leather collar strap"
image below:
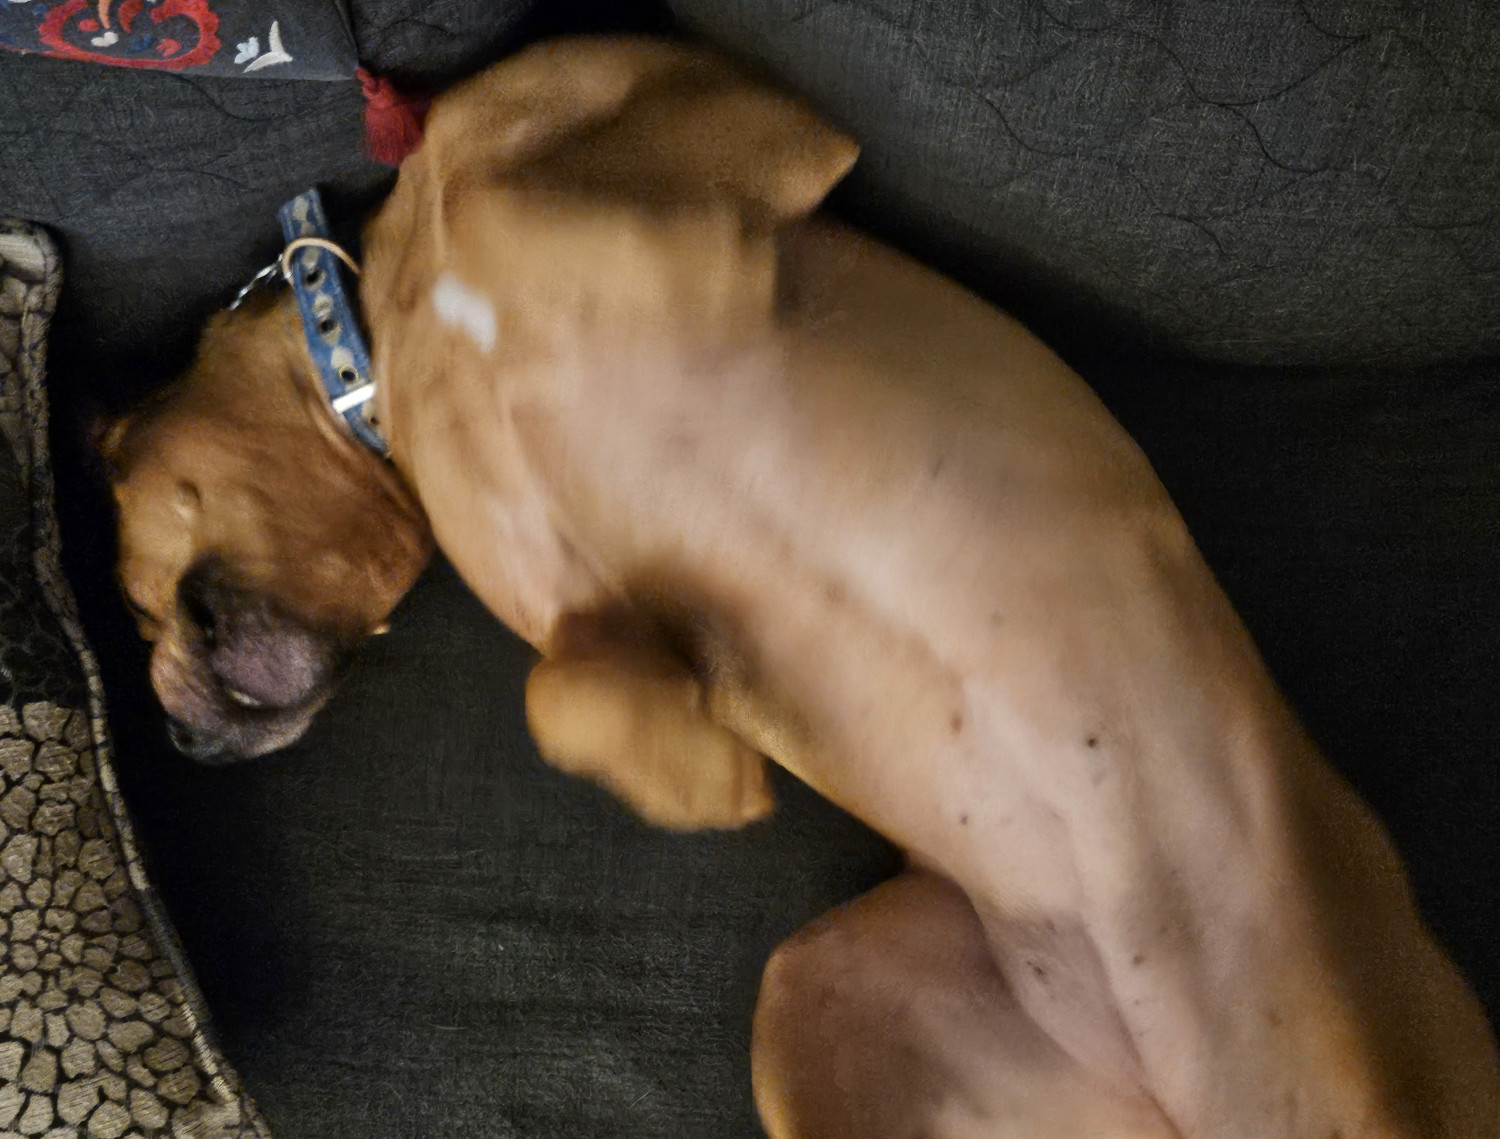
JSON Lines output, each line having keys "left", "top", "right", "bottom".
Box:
{"left": 276, "top": 189, "right": 388, "bottom": 457}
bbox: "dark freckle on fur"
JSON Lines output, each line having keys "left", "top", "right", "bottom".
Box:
{"left": 664, "top": 432, "right": 699, "bottom": 461}
{"left": 1029, "top": 962, "right": 1047, "bottom": 980}
{"left": 824, "top": 582, "right": 846, "bottom": 605}
{"left": 950, "top": 712, "right": 963, "bottom": 733}
{"left": 1132, "top": 954, "right": 1146, "bottom": 967}
{"left": 930, "top": 457, "right": 945, "bottom": 477}
{"left": 1267, "top": 1008, "right": 1283, "bottom": 1028}
{"left": 959, "top": 814, "right": 969, "bottom": 826}
{"left": 1086, "top": 736, "right": 1099, "bottom": 748}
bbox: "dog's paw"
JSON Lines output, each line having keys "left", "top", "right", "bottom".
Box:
{"left": 526, "top": 652, "right": 773, "bottom": 831}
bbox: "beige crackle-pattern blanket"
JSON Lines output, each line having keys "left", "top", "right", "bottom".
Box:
{"left": 0, "top": 220, "right": 269, "bottom": 1139}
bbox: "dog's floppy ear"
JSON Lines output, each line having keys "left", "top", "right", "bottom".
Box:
{"left": 86, "top": 409, "right": 135, "bottom": 482}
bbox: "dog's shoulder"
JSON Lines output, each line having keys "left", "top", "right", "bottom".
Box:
{"left": 419, "top": 36, "right": 857, "bottom": 218}
{"left": 362, "top": 36, "right": 860, "bottom": 374}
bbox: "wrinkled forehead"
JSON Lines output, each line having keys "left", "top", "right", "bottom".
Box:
{"left": 109, "top": 411, "right": 264, "bottom": 564}
{"left": 108, "top": 424, "right": 204, "bottom": 580}
{"left": 113, "top": 454, "right": 197, "bottom": 521}
{"left": 108, "top": 415, "right": 393, "bottom": 614}
{"left": 110, "top": 395, "right": 290, "bottom": 505}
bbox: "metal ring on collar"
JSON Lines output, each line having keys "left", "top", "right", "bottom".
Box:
{"left": 227, "top": 261, "right": 282, "bottom": 310}
{"left": 227, "top": 238, "right": 361, "bottom": 311}
{"left": 280, "top": 237, "right": 362, "bottom": 283}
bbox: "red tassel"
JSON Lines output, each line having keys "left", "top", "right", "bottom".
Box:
{"left": 357, "top": 67, "right": 429, "bottom": 167}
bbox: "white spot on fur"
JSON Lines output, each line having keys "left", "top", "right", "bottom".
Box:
{"left": 431, "top": 272, "right": 497, "bottom": 354}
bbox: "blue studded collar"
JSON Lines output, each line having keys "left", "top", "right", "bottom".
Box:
{"left": 230, "top": 188, "right": 388, "bottom": 457}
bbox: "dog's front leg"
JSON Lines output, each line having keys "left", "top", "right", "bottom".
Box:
{"left": 525, "top": 621, "right": 773, "bottom": 831}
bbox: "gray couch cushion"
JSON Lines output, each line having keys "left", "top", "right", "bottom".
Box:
{"left": 0, "top": 55, "right": 388, "bottom": 385}
{"left": 672, "top": 0, "right": 1500, "bottom": 368}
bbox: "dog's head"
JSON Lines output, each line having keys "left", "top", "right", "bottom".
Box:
{"left": 99, "top": 289, "right": 432, "bottom": 761}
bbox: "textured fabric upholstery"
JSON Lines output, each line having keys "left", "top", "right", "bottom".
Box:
{"left": 0, "top": 221, "right": 267, "bottom": 1139}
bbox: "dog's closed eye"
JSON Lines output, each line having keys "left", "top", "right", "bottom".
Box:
{"left": 122, "top": 591, "right": 159, "bottom": 626}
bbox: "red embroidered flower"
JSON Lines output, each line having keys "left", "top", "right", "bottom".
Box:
{"left": 38, "top": 0, "right": 219, "bottom": 70}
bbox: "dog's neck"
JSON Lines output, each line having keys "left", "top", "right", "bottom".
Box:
{"left": 238, "top": 290, "right": 424, "bottom": 533}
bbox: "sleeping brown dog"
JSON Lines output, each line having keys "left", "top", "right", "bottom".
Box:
{"left": 101, "top": 37, "right": 1499, "bottom": 1138}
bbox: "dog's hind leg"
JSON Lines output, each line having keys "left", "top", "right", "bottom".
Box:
{"left": 525, "top": 633, "right": 773, "bottom": 830}
{"left": 752, "top": 870, "right": 1177, "bottom": 1139}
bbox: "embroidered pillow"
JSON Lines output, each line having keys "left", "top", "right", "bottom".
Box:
{"left": 0, "top": 220, "right": 270, "bottom": 1137}
{"left": 0, "top": 0, "right": 356, "bottom": 79}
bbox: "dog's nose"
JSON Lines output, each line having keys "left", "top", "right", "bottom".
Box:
{"left": 178, "top": 558, "right": 338, "bottom": 711}
{"left": 166, "top": 717, "right": 230, "bottom": 763}
{"left": 179, "top": 560, "right": 230, "bottom": 648}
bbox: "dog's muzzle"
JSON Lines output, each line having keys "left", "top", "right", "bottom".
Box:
{"left": 155, "top": 559, "right": 349, "bottom": 762}
{"left": 166, "top": 717, "right": 231, "bottom": 764}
